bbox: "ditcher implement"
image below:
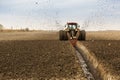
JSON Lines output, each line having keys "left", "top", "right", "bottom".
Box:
{"left": 59, "top": 22, "right": 86, "bottom": 41}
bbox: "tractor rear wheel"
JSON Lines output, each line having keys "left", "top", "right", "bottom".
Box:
{"left": 80, "top": 30, "right": 86, "bottom": 40}
{"left": 59, "top": 30, "right": 64, "bottom": 40}
{"left": 63, "top": 31, "right": 68, "bottom": 40}
{"left": 78, "top": 30, "right": 86, "bottom": 40}
{"left": 59, "top": 30, "right": 68, "bottom": 40}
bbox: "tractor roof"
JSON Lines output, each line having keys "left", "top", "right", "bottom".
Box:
{"left": 67, "top": 22, "right": 78, "bottom": 25}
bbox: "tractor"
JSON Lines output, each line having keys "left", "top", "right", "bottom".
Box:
{"left": 59, "top": 22, "right": 86, "bottom": 41}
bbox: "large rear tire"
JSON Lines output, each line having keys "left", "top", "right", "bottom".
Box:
{"left": 78, "top": 30, "right": 86, "bottom": 40}
{"left": 59, "top": 30, "right": 68, "bottom": 40}
{"left": 63, "top": 31, "right": 68, "bottom": 40}
{"left": 59, "top": 30, "right": 64, "bottom": 40}
{"left": 80, "top": 30, "right": 86, "bottom": 40}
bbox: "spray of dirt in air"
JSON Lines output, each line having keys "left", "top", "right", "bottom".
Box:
{"left": 82, "top": 0, "right": 120, "bottom": 30}
{"left": 35, "top": 0, "right": 61, "bottom": 30}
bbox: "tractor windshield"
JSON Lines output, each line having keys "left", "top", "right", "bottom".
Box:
{"left": 68, "top": 25, "right": 77, "bottom": 29}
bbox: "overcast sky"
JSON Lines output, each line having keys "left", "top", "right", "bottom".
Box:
{"left": 0, "top": 0, "right": 120, "bottom": 30}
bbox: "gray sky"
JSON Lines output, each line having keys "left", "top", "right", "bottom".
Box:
{"left": 0, "top": 0, "right": 120, "bottom": 30}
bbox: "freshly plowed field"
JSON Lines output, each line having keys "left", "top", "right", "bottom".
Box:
{"left": 0, "top": 40, "right": 86, "bottom": 80}
{"left": 0, "top": 31, "right": 120, "bottom": 80}
{"left": 81, "top": 40, "right": 120, "bottom": 79}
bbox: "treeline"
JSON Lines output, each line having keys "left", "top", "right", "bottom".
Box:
{"left": 0, "top": 24, "right": 30, "bottom": 32}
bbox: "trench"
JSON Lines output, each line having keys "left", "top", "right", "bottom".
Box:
{"left": 70, "top": 40, "right": 98, "bottom": 80}
{"left": 75, "top": 48, "right": 95, "bottom": 80}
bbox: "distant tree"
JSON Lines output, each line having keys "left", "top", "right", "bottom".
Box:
{"left": 0, "top": 24, "right": 4, "bottom": 30}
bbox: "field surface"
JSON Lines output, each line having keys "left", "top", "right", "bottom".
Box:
{"left": 0, "top": 40, "right": 86, "bottom": 80}
{"left": 82, "top": 31, "right": 120, "bottom": 79}
{"left": 87, "top": 31, "right": 120, "bottom": 40}
{"left": 0, "top": 30, "right": 120, "bottom": 80}
{"left": 81, "top": 40, "right": 120, "bottom": 79}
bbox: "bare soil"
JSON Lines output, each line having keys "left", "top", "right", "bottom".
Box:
{"left": 81, "top": 40, "right": 120, "bottom": 79}
{"left": 0, "top": 30, "right": 120, "bottom": 79}
{"left": 86, "top": 31, "right": 120, "bottom": 40}
{"left": 0, "top": 40, "right": 86, "bottom": 80}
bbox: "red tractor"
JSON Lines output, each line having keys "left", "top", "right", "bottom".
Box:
{"left": 59, "top": 22, "right": 86, "bottom": 40}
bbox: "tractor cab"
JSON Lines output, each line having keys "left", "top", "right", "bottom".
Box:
{"left": 65, "top": 22, "right": 80, "bottom": 30}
